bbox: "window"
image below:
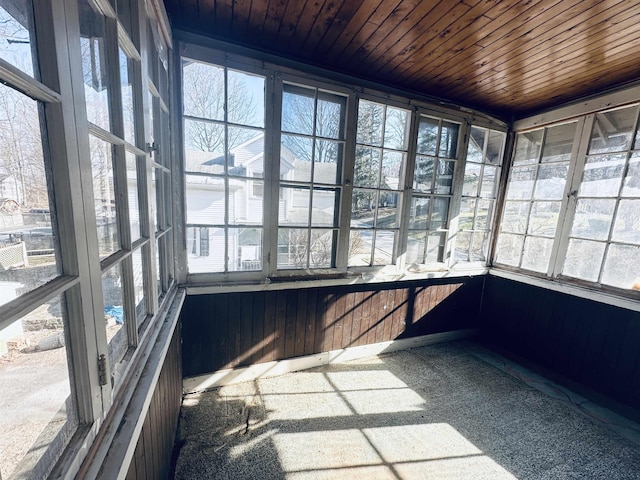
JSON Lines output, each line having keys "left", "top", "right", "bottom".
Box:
{"left": 455, "top": 126, "right": 505, "bottom": 264}
{"left": 278, "top": 84, "right": 346, "bottom": 269}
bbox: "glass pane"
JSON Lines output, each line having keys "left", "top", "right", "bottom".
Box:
{"left": 590, "top": 106, "right": 637, "bottom": 154}
{"left": 126, "top": 153, "right": 140, "bottom": 241}
{"left": 155, "top": 238, "right": 162, "bottom": 296}
{"left": 579, "top": 154, "right": 625, "bottom": 197}
{"left": 495, "top": 233, "right": 524, "bottom": 266}
{"left": 377, "top": 193, "right": 398, "bottom": 228}
{"left": 563, "top": 239, "right": 605, "bottom": 282}
{"left": 439, "top": 121, "right": 459, "bottom": 158}
{"left": 417, "top": 116, "right": 439, "bottom": 155}
{"left": 311, "top": 189, "right": 337, "bottom": 227}
{"left": 351, "top": 190, "right": 376, "bottom": 228}
{"left": 467, "top": 127, "right": 485, "bottom": 163}
{"left": 282, "top": 134, "right": 312, "bottom": 182}
{"left": 534, "top": 163, "right": 569, "bottom": 200}
{"left": 279, "top": 186, "right": 309, "bottom": 226}
{"left": 426, "top": 232, "right": 446, "bottom": 263}
{"left": 373, "top": 230, "right": 394, "bottom": 265}
{"left": 80, "top": 1, "right": 110, "bottom": 131}
{"left": 570, "top": 198, "right": 615, "bottom": 240}
{"left": 383, "top": 107, "right": 409, "bottom": 150}
{"left": 182, "top": 60, "right": 224, "bottom": 121}
{"left": 357, "top": 100, "right": 384, "bottom": 146}
{"left": 602, "top": 244, "right": 640, "bottom": 289}
{"left": 228, "top": 126, "right": 260, "bottom": 168}
{"left": 348, "top": 229, "right": 372, "bottom": 267}
{"left": 310, "top": 229, "right": 334, "bottom": 268}
{"left": 0, "top": 0, "right": 35, "bottom": 78}
{"left": 409, "top": 197, "right": 430, "bottom": 230}
{"left": 187, "top": 226, "right": 224, "bottom": 273}
{"left": 413, "top": 155, "right": 434, "bottom": 192}
{"left": 458, "top": 198, "right": 476, "bottom": 231}
{"left": 506, "top": 166, "right": 537, "bottom": 200}
{"left": 406, "top": 231, "right": 426, "bottom": 264}
{"left": 521, "top": 236, "right": 553, "bottom": 273}
{"left": 622, "top": 153, "right": 640, "bottom": 197}
{"left": 228, "top": 179, "right": 263, "bottom": 225}
{"left": 119, "top": 48, "right": 135, "bottom": 145}
{"left": 611, "top": 199, "right": 640, "bottom": 244}
{"left": 354, "top": 147, "right": 380, "bottom": 187}
{"left": 487, "top": 130, "right": 505, "bottom": 164}
{"left": 132, "top": 248, "right": 146, "bottom": 327}
{"left": 90, "top": 136, "right": 119, "bottom": 258}
{"left": 430, "top": 197, "right": 449, "bottom": 230}
{"left": 501, "top": 201, "right": 530, "bottom": 234}
{"left": 454, "top": 231, "right": 471, "bottom": 262}
{"left": 0, "top": 296, "right": 77, "bottom": 479}
{"left": 316, "top": 94, "right": 344, "bottom": 139}
{"left": 475, "top": 199, "right": 493, "bottom": 231}
{"left": 541, "top": 122, "right": 576, "bottom": 163}
{"left": 147, "top": 89, "right": 155, "bottom": 145}
{"left": 471, "top": 231, "right": 489, "bottom": 261}
{"left": 381, "top": 151, "right": 404, "bottom": 189}
{"left": 513, "top": 130, "right": 543, "bottom": 165}
{"left": 314, "top": 139, "right": 342, "bottom": 184}
{"left": 0, "top": 86, "right": 60, "bottom": 307}
{"left": 185, "top": 175, "right": 225, "bottom": 225}
{"left": 228, "top": 69, "right": 264, "bottom": 128}
{"left": 184, "top": 118, "right": 225, "bottom": 167}
{"left": 277, "top": 228, "right": 308, "bottom": 269}
{"left": 480, "top": 165, "right": 498, "bottom": 198}
{"left": 102, "top": 263, "right": 128, "bottom": 376}
{"left": 229, "top": 227, "right": 262, "bottom": 271}
{"left": 282, "top": 86, "right": 314, "bottom": 135}
{"left": 527, "top": 201, "right": 561, "bottom": 237}
{"left": 435, "top": 160, "right": 455, "bottom": 194}
{"left": 463, "top": 162, "right": 480, "bottom": 197}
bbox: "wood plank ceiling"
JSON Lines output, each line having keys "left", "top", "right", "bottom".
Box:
{"left": 163, "top": 0, "right": 640, "bottom": 120}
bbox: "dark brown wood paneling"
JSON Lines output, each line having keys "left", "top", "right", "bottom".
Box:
{"left": 125, "top": 324, "right": 183, "bottom": 480}
{"left": 480, "top": 276, "right": 640, "bottom": 413}
{"left": 182, "top": 277, "right": 483, "bottom": 377}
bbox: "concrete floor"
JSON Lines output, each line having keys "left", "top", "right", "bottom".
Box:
{"left": 173, "top": 341, "right": 640, "bottom": 479}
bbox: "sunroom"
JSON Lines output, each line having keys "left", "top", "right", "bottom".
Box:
{"left": 1, "top": 0, "right": 640, "bottom": 479}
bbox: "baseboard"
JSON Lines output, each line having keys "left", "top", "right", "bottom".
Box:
{"left": 183, "top": 328, "right": 478, "bottom": 393}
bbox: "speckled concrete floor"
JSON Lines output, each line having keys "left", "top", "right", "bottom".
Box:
{"left": 173, "top": 341, "right": 640, "bottom": 479}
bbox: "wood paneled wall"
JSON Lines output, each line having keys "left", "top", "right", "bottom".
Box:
{"left": 181, "top": 277, "right": 484, "bottom": 377}
{"left": 480, "top": 276, "right": 640, "bottom": 412}
{"left": 125, "top": 324, "right": 183, "bottom": 480}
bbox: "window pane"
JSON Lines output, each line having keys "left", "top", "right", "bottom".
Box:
{"left": 228, "top": 126, "right": 261, "bottom": 170}
{"left": 376, "top": 193, "right": 398, "bottom": 228}
{"left": 314, "top": 139, "right": 342, "bottom": 184}
{"left": 229, "top": 178, "right": 263, "bottom": 225}
{"left": 501, "top": 201, "right": 530, "bottom": 234}
{"left": 579, "top": 154, "right": 625, "bottom": 197}
{"left": 454, "top": 231, "right": 471, "bottom": 262}
{"left": 373, "top": 230, "right": 394, "bottom": 265}
{"left": 622, "top": 153, "right": 640, "bottom": 197}
{"left": 279, "top": 186, "right": 309, "bottom": 226}
{"left": 0, "top": 296, "right": 77, "bottom": 479}
{"left": 311, "top": 189, "right": 337, "bottom": 227}
{"left": 436, "top": 160, "right": 455, "bottom": 194}
{"left": 513, "top": 130, "right": 543, "bottom": 165}
{"left": 480, "top": 165, "right": 498, "bottom": 198}
{"left": 570, "top": 198, "right": 615, "bottom": 240}
{"left": 487, "top": 130, "right": 505, "bottom": 164}
{"left": 439, "top": 121, "right": 459, "bottom": 158}
{"left": 611, "top": 199, "right": 640, "bottom": 244}
{"left": 0, "top": 0, "right": 36, "bottom": 78}
{"left": 563, "top": 239, "right": 605, "bottom": 281}
{"left": 470, "top": 231, "right": 489, "bottom": 261}
{"left": 354, "top": 147, "right": 380, "bottom": 187}
{"left": 381, "top": 151, "right": 404, "bottom": 188}
{"left": 119, "top": 48, "right": 135, "bottom": 145}
{"left": 228, "top": 69, "right": 264, "bottom": 128}
{"left": 413, "top": 156, "right": 434, "bottom": 192}
{"left": 409, "top": 197, "right": 430, "bottom": 230}
{"left": 541, "top": 122, "right": 576, "bottom": 163}
{"left": 506, "top": 166, "right": 536, "bottom": 200}
{"left": 282, "top": 86, "right": 314, "bottom": 135}
{"left": 430, "top": 197, "right": 449, "bottom": 230}
{"left": 527, "top": 201, "right": 561, "bottom": 237}
{"left": 534, "top": 163, "right": 568, "bottom": 200}
{"left": 229, "top": 227, "right": 262, "bottom": 271}
{"left": 316, "top": 94, "right": 344, "bottom": 139}
{"left": 132, "top": 248, "right": 146, "bottom": 327}
{"left": 495, "top": 233, "right": 523, "bottom": 266}
{"left": 383, "top": 107, "right": 409, "bottom": 150}
{"left": 103, "top": 263, "right": 128, "bottom": 377}
{"left": 187, "top": 226, "right": 224, "bottom": 273}
{"left": 282, "top": 134, "right": 312, "bottom": 182}
{"left": 357, "top": 100, "right": 383, "bottom": 146}
{"left": 589, "top": 106, "right": 637, "bottom": 154}
{"left": 475, "top": 199, "right": 493, "bottom": 231}
{"left": 126, "top": 153, "right": 140, "bottom": 241}
{"left": 90, "top": 136, "right": 119, "bottom": 258}
{"left": 310, "top": 229, "right": 334, "bottom": 268}
{"left": 348, "top": 229, "right": 371, "bottom": 266}
{"left": 277, "top": 228, "right": 308, "bottom": 269}
{"left": 417, "top": 117, "right": 439, "bottom": 155}
{"left": 351, "top": 190, "right": 376, "bottom": 228}
{"left": 183, "top": 118, "right": 225, "bottom": 163}
{"left": 182, "top": 60, "right": 224, "bottom": 121}
{"left": 185, "top": 175, "right": 225, "bottom": 225}
{"left": 521, "top": 236, "right": 553, "bottom": 272}
{"left": 463, "top": 162, "right": 481, "bottom": 197}
{"left": 0, "top": 85, "right": 60, "bottom": 307}
{"left": 467, "top": 127, "right": 485, "bottom": 163}
{"left": 80, "top": 1, "right": 110, "bottom": 131}
{"left": 601, "top": 244, "right": 640, "bottom": 289}
{"left": 406, "top": 231, "right": 426, "bottom": 264}
{"left": 426, "top": 232, "right": 446, "bottom": 263}
{"left": 458, "top": 198, "right": 475, "bottom": 231}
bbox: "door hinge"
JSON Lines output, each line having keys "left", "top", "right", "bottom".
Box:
{"left": 98, "top": 354, "right": 108, "bottom": 386}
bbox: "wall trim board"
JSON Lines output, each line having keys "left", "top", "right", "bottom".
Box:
{"left": 489, "top": 268, "right": 640, "bottom": 313}
{"left": 183, "top": 328, "right": 478, "bottom": 393}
